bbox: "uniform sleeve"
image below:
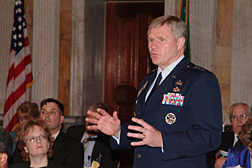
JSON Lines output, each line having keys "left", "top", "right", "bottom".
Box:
{"left": 110, "top": 123, "right": 132, "bottom": 149}
{"left": 161, "top": 72, "right": 222, "bottom": 160}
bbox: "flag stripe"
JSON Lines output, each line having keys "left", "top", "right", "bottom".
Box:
{"left": 4, "top": 81, "right": 26, "bottom": 113}
{"left": 4, "top": 0, "right": 33, "bottom": 132}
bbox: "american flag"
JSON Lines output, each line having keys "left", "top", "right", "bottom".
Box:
{"left": 4, "top": 0, "right": 33, "bottom": 132}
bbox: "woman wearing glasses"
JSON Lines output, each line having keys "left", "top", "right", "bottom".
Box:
{"left": 10, "top": 119, "right": 67, "bottom": 168}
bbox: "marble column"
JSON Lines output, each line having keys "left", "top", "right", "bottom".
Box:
{"left": 190, "top": 0, "right": 217, "bottom": 72}
{"left": 230, "top": 0, "right": 252, "bottom": 105}
{"left": 164, "top": 0, "right": 178, "bottom": 16}
{"left": 70, "top": 0, "right": 85, "bottom": 116}
{"left": 70, "top": 0, "right": 105, "bottom": 116}
{"left": 31, "top": 0, "right": 60, "bottom": 104}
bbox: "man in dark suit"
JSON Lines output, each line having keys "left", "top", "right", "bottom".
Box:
{"left": 86, "top": 15, "right": 222, "bottom": 168}
{"left": 213, "top": 102, "right": 252, "bottom": 168}
{"left": 40, "top": 98, "right": 84, "bottom": 168}
{"left": 66, "top": 102, "right": 119, "bottom": 168}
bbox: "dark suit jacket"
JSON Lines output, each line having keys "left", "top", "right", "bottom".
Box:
{"left": 10, "top": 131, "right": 84, "bottom": 168}
{"left": 111, "top": 57, "right": 223, "bottom": 168}
{"left": 66, "top": 124, "right": 119, "bottom": 168}
{"left": 10, "top": 159, "right": 69, "bottom": 168}
{"left": 52, "top": 132, "right": 84, "bottom": 168}
{"left": 207, "top": 132, "right": 237, "bottom": 168}
{"left": 219, "top": 132, "right": 235, "bottom": 151}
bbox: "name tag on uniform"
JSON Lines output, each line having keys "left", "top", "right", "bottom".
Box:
{"left": 162, "top": 92, "right": 184, "bottom": 106}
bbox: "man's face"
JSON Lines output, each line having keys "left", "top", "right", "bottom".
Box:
{"left": 148, "top": 24, "right": 184, "bottom": 70}
{"left": 231, "top": 104, "right": 250, "bottom": 134}
{"left": 40, "top": 102, "right": 64, "bottom": 135}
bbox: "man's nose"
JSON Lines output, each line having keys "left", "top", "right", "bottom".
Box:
{"left": 151, "top": 41, "right": 158, "bottom": 49}
{"left": 237, "top": 117, "right": 242, "bottom": 123}
{"left": 44, "top": 111, "right": 50, "bottom": 118}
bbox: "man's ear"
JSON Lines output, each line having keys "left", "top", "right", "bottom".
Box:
{"left": 60, "top": 115, "right": 65, "bottom": 124}
{"left": 177, "top": 37, "right": 186, "bottom": 50}
{"left": 0, "top": 153, "right": 8, "bottom": 167}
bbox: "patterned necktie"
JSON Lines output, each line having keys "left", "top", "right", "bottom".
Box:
{"left": 82, "top": 136, "right": 90, "bottom": 151}
{"left": 82, "top": 136, "right": 96, "bottom": 151}
{"left": 146, "top": 72, "right": 162, "bottom": 105}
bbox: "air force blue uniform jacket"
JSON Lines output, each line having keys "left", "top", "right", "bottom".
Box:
{"left": 111, "top": 57, "right": 222, "bottom": 168}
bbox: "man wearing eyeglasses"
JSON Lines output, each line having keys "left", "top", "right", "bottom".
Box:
{"left": 213, "top": 102, "right": 252, "bottom": 168}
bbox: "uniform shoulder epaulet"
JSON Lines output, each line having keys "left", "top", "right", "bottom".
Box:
{"left": 186, "top": 63, "right": 206, "bottom": 72}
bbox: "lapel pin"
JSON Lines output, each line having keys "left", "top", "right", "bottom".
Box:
{"left": 175, "top": 80, "right": 183, "bottom": 86}
{"left": 173, "top": 87, "right": 180, "bottom": 92}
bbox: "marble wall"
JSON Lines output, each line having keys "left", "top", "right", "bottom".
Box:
{"left": 59, "top": 0, "right": 72, "bottom": 116}
{"left": 215, "top": 0, "right": 233, "bottom": 124}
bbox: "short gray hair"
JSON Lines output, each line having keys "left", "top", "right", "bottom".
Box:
{"left": 147, "top": 15, "right": 187, "bottom": 49}
{"left": 229, "top": 102, "right": 252, "bottom": 120}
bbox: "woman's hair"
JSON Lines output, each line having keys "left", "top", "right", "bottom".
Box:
{"left": 18, "top": 119, "right": 53, "bottom": 162}
{"left": 239, "top": 118, "right": 252, "bottom": 149}
{"left": 17, "top": 101, "right": 40, "bottom": 120}
{"left": 15, "top": 101, "right": 40, "bottom": 142}
{"left": 0, "top": 128, "right": 13, "bottom": 164}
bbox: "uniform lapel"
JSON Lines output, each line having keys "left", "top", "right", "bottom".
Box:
{"left": 145, "top": 58, "right": 190, "bottom": 110}
{"left": 137, "top": 72, "right": 156, "bottom": 114}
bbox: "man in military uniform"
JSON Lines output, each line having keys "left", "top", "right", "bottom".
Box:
{"left": 86, "top": 15, "right": 222, "bottom": 168}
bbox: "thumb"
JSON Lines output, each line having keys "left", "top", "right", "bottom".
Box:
{"left": 112, "top": 111, "right": 119, "bottom": 121}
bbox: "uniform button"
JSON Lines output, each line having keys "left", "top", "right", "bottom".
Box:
{"left": 137, "top": 154, "right": 141, "bottom": 159}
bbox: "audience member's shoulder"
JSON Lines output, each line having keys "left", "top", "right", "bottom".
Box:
{"left": 67, "top": 124, "right": 83, "bottom": 133}
{"left": 48, "top": 159, "right": 69, "bottom": 168}
{"left": 10, "top": 162, "right": 29, "bottom": 168}
{"left": 60, "top": 131, "right": 82, "bottom": 144}
{"left": 222, "top": 131, "right": 234, "bottom": 136}
{"left": 229, "top": 145, "right": 247, "bottom": 154}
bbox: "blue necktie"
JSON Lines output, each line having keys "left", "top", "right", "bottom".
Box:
{"left": 146, "top": 72, "right": 162, "bottom": 105}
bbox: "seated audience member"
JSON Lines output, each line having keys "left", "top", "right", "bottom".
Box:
{"left": 67, "top": 102, "right": 119, "bottom": 168}
{"left": 0, "top": 128, "right": 13, "bottom": 168}
{"left": 10, "top": 98, "right": 84, "bottom": 168}
{"left": 10, "top": 119, "right": 67, "bottom": 168}
{"left": 209, "top": 102, "right": 252, "bottom": 168}
{"left": 10, "top": 101, "right": 40, "bottom": 155}
{"left": 40, "top": 98, "right": 84, "bottom": 168}
{"left": 223, "top": 118, "right": 252, "bottom": 167}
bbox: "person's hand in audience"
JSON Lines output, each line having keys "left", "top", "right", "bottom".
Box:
{"left": 214, "top": 157, "right": 227, "bottom": 168}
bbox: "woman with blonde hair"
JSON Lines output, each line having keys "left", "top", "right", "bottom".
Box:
{"left": 10, "top": 119, "right": 67, "bottom": 168}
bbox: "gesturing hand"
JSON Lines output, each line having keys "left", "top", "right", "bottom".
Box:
{"left": 85, "top": 108, "right": 121, "bottom": 138}
{"left": 127, "top": 117, "right": 162, "bottom": 147}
